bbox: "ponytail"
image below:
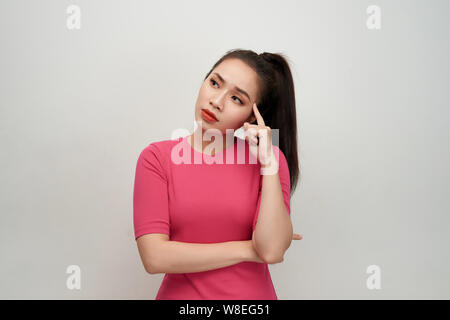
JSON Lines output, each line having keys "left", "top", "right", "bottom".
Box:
{"left": 258, "top": 52, "right": 299, "bottom": 197}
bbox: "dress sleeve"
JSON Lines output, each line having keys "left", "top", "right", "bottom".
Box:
{"left": 133, "top": 143, "right": 170, "bottom": 240}
{"left": 252, "top": 145, "right": 291, "bottom": 231}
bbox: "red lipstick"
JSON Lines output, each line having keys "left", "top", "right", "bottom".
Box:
{"left": 201, "top": 109, "right": 218, "bottom": 122}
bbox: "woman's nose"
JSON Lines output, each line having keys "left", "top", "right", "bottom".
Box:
{"left": 210, "top": 99, "right": 220, "bottom": 108}
{"left": 210, "top": 93, "right": 226, "bottom": 110}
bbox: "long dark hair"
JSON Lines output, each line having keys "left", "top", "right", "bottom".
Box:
{"left": 203, "top": 49, "right": 300, "bottom": 197}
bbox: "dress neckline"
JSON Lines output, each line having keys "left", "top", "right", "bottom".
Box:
{"left": 182, "top": 135, "right": 237, "bottom": 158}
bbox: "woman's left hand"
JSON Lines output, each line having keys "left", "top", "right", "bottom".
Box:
{"left": 243, "top": 103, "right": 278, "bottom": 174}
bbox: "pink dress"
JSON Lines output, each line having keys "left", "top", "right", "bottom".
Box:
{"left": 133, "top": 135, "right": 291, "bottom": 300}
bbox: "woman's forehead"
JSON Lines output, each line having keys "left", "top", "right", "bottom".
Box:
{"left": 213, "top": 59, "right": 259, "bottom": 101}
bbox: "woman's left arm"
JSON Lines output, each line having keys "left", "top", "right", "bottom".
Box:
{"left": 252, "top": 162, "right": 293, "bottom": 264}
{"left": 244, "top": 103, "right": 294, "bottom": 264}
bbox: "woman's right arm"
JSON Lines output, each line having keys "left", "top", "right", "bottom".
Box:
{"left": 136, "top": 234, "right": 265, "bottom": 274}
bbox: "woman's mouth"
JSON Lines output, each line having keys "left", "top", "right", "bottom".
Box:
{"left": 201, "top": 109, "right": 218, "bottom": 122}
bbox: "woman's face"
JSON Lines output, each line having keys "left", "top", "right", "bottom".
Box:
{"left": 194, "top": 58, "right": 260, "bottom": 134}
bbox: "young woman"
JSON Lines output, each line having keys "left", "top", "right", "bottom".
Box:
{"left": 133, "top": 49, "right": 302, "bottom": 300}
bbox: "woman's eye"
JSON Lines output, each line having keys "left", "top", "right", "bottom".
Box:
{"left": 232, "top": 96, "right": 243, "bottom": 104}
{"left": 210, "top": 78, "right": 243, "bottom": 104}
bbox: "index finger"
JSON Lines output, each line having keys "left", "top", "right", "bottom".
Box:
{"left": 253, "top": 103, "right": 265, "bottom": 127}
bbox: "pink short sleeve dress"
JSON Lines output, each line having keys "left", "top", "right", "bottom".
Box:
{"left": 133, "top": 135, "right": 291, "bottom": 300}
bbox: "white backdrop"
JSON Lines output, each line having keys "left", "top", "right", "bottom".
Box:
{"left": 1, "top": 0, "right": 449, "bottom": 299}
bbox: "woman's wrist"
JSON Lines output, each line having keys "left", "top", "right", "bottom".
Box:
{"left": 260, "top": 152, "right": 279, "bottom": 175}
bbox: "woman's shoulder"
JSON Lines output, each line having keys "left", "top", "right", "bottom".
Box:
{"left": 138, "top": 137, "right": 182, "bottom": 165}
{"left": 145, "top": 136, "right": 182, "bottom": 151}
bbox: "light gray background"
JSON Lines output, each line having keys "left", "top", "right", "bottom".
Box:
{"left": 1, "top": 0, "right": 449, "bottom": 299}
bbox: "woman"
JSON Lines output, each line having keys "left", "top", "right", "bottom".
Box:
{"left": 133, "top": 49, "right": 302, "bottom": 300}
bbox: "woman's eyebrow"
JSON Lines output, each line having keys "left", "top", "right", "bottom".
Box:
{"left": 212, "top": 72, "right": 251, "bottom": 101}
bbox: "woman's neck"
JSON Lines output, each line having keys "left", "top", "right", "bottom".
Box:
{"left": 188, "top": 129, "right": 235, "bottom": 156}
